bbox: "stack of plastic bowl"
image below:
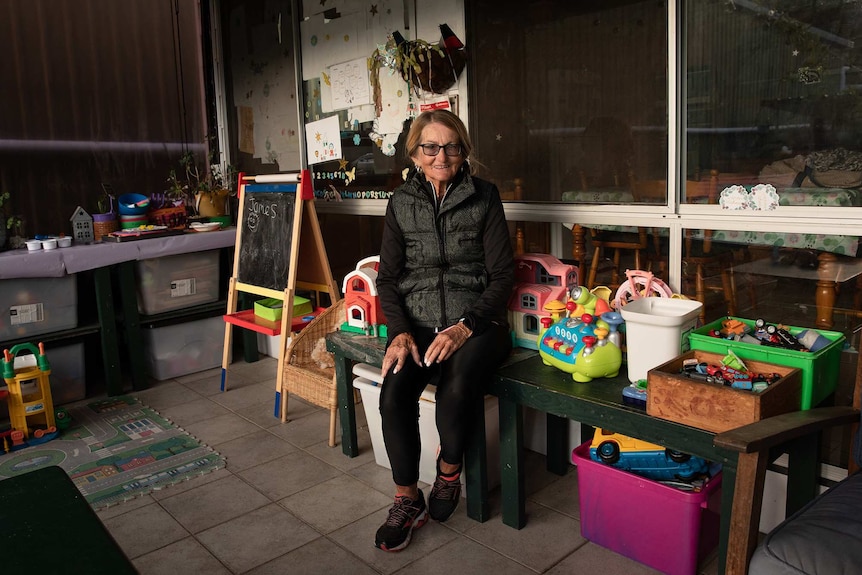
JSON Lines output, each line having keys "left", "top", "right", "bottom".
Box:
{"left": 117, "top": 193, "right": 150, "bottom": 229}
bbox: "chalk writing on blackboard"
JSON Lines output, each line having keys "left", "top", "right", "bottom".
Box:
{"left": 237, "top": 184, "right": 297, "bottom": 293}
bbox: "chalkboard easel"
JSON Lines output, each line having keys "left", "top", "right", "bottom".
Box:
{"left": 221, "top": 170, "right": 340, "bottom": 420}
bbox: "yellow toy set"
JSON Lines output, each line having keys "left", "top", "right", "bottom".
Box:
{"left": 2, "top": 342, "right": 57, "bottom": 441}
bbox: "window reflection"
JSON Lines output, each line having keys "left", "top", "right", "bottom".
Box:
{"left": 469, "top": 0, "right": 668, "bottom": 203}
{"left": 569, "top": 219, "right": 859, "bottom": 467}
{"left": 575, "top": 222, "right": 862, "bottom": 340}
{"left": 688, "top": 230, "right": 860, "bottom": 469}
{"left": 1, "top": 0, "right": 210, "bottom": 235}
{"left": 684, "top": 1, "right": 862, "bottom": 207}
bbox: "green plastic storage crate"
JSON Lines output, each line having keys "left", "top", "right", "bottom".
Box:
{"left": 688, "top": 317, "right": 845, "bottom": 410}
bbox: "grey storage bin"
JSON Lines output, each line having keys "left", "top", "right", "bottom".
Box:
{"left": 0, "top": 275, "right": 78, "bottom": 340}
{"left": 135, "top": 250, "right": 220, "bottom": 315}
{"left": 142, "top": 315, "right": 227, "bottom": 380}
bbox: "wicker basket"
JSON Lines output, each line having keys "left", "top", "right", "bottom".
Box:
{"left": 282, "top": 298, "right": 345, "bottom": 446}
{"left": 92, "top": 217, "right": 119, "bottom": 240}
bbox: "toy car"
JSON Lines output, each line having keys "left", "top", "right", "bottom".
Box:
{"left": 589, "top": 429, "right": 711, "bottom": 482}
{"left": 754, "top": 319, "right": 807, "bottom": 350}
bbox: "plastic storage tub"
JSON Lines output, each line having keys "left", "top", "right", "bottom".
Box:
{"left": 572, "top": 440, "right": 722, "bottom": 575}
{"left": 135, "top": 250, "right": 220, "bottom": 315}
{"left": 256, "top": 332, "right": 286, "bottom": 358}
{"left": 142, "top": 316, "right": 226, "bottom": 380}
{"left": 688, "top": 316, "right": 845, "bottom": 409}
{"left": 0, "top": 275, "right": 78, "bottom": 340}
{"left": 619, "top": 297, "right": 703, "bottom": 383}
{"left": 44, "top": 342, "right": 87, "bottom": 405}
{"left": 352, "top": 363, "right": 500, "bottom": 490}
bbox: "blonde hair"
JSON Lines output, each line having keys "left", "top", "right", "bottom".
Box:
{"left": 405, "top": 110, "right": 478, "bottom": 175}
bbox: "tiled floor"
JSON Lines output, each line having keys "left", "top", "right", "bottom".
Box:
{"left": 91, "top": 356, "right": 719, "bottom": 575}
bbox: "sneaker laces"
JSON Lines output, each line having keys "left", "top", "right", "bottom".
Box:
{"left": 431, "top": 475, "right": 460, "bottom": 500}
{"left": 385, "top": 496, "right": 418, "bottom": 527}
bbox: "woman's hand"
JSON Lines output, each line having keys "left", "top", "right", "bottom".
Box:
{"left": 381, "top": 332, "right": 421, "bottom": 376}
{"left": 423, "top": 322, "right": 472, "bottom": 366}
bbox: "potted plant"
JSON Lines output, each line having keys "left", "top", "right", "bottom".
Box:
{"left": 193, "top": 160, "right": 236, "bottom": 220}
{"left": 92, "top": 186, "right": 119, "bottom": 239}
{"left": 0, "top": 190, "right": 23, "bottom": 250}
{"left": 160, "top": 152, "right": 235, "bottom": 225}
{"left": 150, "top": 161, "right": 192, "bottom": 229}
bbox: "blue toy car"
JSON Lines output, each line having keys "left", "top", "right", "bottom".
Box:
{"left": 589, "top": 429, "right": 711, "bottom": 482}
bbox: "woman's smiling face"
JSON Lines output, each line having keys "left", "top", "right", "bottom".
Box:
{"left": 412, "top": 121, "right": 464, "bottom": 192}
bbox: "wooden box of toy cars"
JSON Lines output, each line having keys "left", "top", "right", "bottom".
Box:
{"left": 689, "top": 317, "right": 844, "bottom": 410}
{"left": 646, "top": 350, "right": 801, "bottom": 433}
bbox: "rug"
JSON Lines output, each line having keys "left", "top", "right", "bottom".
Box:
{"left": 0, "top": 396, "right": 225, "bottom": 509}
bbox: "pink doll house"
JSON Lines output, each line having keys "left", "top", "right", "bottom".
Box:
{"left": 509, "top": 253, "right": 579, "bottom": 349}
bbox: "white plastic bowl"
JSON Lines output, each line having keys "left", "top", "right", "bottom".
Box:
{"left": 26, "top": 239, "right": 42, "bottom": 251}
{"left": 57, "top": 236, "right": 72, "bottom": 248}
{"left": 42, "top": 238, "right": 58, "bottom": 250}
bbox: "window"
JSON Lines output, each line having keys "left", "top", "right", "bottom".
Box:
{"left": 523, "top": 314, "right": 540, "bottom": 336}
{"left": 0, "top": 0, "right": 210, "bottom": 236}
{"left": 683, "top": 1, "right": 862, "bottom": 207}
{"left": 467, "top": 0, "right": 668, "bottom": 204}
{"left": 536, "top": 266, "right": 559, "bottom": 286}
{"left": 520, "top": 293, "right": 538, "bottom": 311}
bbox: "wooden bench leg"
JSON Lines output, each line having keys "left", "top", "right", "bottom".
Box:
{"left": 725, "top": 451, "right": 768, "bottom": 575}
{"left": 499, "top": 397, "right": 526, "bottom": 528}
{"left": 465, "top": 397, "right": 490, "bottom": 522}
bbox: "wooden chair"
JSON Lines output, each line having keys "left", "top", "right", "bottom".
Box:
{"left": 631, "top": 170, "right": 738, "bottom": 322}
{"left": 630, "top": 177, "right": 671, "bottom": 280}
{"left": 582, "top": 168, "right": 651, "bottom": 290}
{"left": 576, "top": 117, "right": 649, "bottom": 290}
{"left": 281, "top": 298, "right": 345, "bottom": 447}
{"left": 682, "top": 170, "right": 738, "bottom": 323}
{"left": 714, "top": 351, "right": 862, "bottom": 575}
{"left": 507, "top": 178, "right": 550, "bottom": 257}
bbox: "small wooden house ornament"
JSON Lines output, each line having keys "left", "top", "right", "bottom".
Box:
{"left": 70, "top": 206, "right": 94, "bottom": 244}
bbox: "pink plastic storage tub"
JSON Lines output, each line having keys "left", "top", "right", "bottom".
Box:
{"left": 572, "top": 440, "right": 722, "bottom": 575}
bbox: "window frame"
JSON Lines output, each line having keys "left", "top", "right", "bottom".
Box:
{"left": 311, "top": 0, "right": 862, "bottom": 296}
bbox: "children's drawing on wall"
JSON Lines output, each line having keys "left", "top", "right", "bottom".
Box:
{"left": 305, "top": 115, "right": 343, "bottom": 166}
{"left": 327, "top": 57, "right": 371, "bottom": 110}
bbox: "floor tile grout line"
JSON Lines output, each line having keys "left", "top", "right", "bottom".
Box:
{"left": 125, "top": 368, "right": 590, "bottom": 573}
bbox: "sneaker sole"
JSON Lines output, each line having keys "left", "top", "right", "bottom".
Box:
{"left": 375, "top": 510, "right": 428, "bottom": 552}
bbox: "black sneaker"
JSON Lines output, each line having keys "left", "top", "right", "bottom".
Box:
{"left": 429, "top": 468, "right": 462, "bottom": 521}
{"left": 375, "top": 490, "right": 428, "bottom": 552}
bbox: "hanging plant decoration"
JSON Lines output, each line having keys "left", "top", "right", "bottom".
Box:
{"left": 369, "top": 23, "right": 466, "bottom": 112}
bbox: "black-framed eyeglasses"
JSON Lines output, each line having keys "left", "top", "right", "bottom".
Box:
{"left": 419, "top": 143, "right": 462, "bottom": 157}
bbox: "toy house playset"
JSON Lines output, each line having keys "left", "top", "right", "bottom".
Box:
{"left": 341, "top": 255, "right": 387, "bottom": 338}
{"left": 508, "top": 253, "right": 579, "bottom": 349}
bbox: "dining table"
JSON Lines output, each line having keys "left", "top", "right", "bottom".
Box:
{"left": 562, "top": 186, "right": 860, "bottom": 328}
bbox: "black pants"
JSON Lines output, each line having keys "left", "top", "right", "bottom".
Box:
{"left": 379, "top": 322, "right": 512, "bottom": 487}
